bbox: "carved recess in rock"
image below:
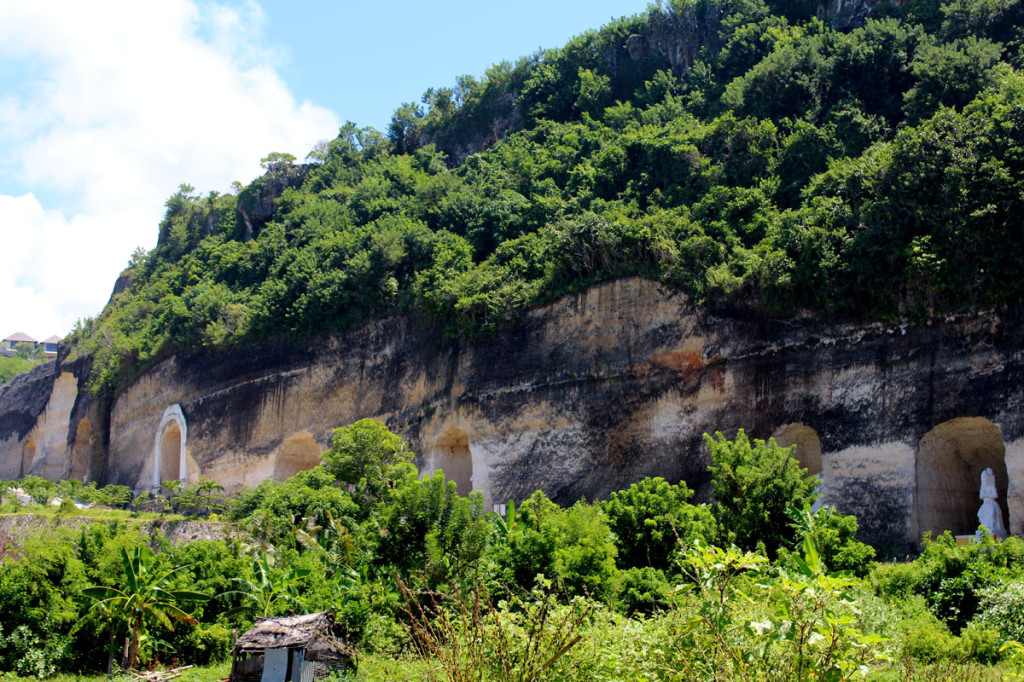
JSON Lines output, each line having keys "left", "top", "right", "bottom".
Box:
{"left": 273, "top": 431, "right": 322, "bottom": 482}
{"left": 773, "top": 423, "right": 823, "bottom": 476}
{"left": 914, "top": 417, "right": 1009, "bottom": 539}
{"left": 425, "top": 425, "right": 474, "bottom": 497}
{"left": 153, "top": 404, "right": 188, "bottom": 490}
{"left": 69, "top": 417, "right": 91, "bottom": 481}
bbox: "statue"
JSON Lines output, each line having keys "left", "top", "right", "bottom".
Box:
{"left": 977, "top": 467, "right": 1008, "bottom": 539}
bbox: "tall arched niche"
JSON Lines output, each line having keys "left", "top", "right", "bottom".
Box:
{"left": 69, "top": 417, "right": 91, "bottom": 481}
{"left": 427, "top": 425, "right": 473, "bottom": 496}
{"left": 772, "top": 423, "right": 823, "bottom": 476}
{"left": 153, "top": 404, "right": 188, "bottom": 490}
{"left": 915, "top": 417, "right": 1008, "bottom": 539}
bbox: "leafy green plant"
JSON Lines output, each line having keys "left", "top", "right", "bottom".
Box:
{"left": 603, "top": 476, "right": 716, "bottom": 571}
{"left": 705, "top": 430, "right": 820, "bottom": 556}
{"left": 81, "top": 546, "right": 209, "bottom": 670}
{"left": 217, "top": 553, "right": 310, "bottom": 619}
{"left": 323, "top": 419, "right": 417, "bottom": 514}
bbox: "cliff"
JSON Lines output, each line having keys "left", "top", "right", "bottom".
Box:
{"left": 2, "top": 278, "right": 1022, "bottom": 553}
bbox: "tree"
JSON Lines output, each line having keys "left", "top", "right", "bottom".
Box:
{"left": 377, "top": 470, "right": 488, "bottom": 585}
{"left": 217, "top": 553, "right": 310, "bottom": 619}
{"left": 81, "top": 547, "right": 209, "bottom": 670}
{"left": 488, "top": 491, "right": 619, "bottom": 600}
{"left": 388, "top": 102, "right": 424, "bottom": 155}
{"left": 705, "top": 430, "right": 819, "bottom": 556}
{"left": 100, "top": 484, "right": 133, "bottom": 510}
{"left": 21, "top": 476, "right": 56, "bottom": 506}
{"left": 322, "top": 419, "right": 417, "bottom": 513}
{"left": 260, "top": 151, "right": 297, "bottom": 173}
{"left": 603, "top": 477, "right": 716, "bottom": 571}
{"left": 11, "top": 342, "right": 38, "bottom": 360}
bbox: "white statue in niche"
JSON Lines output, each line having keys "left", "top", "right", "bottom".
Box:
{"left": 977, "top": 467, "right": 1008, "bottom": 539}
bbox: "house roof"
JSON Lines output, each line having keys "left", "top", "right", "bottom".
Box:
{"left": 3, "top": 332, "right": 36, "bottom": 343}
{"left": 41, "top": 335, "right": 61, "bottom": 344}
{"left": 234, "top": 612, "right": 337, "bottom": 652}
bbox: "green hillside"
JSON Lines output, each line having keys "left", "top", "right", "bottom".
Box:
{"left": 71, "top": 0, "right": 1024, "bottom": 396}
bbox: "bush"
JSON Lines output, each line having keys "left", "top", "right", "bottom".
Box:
{"left": 603, "top": 477, "right": 716, "bottom": 572}
{"left": 872, "top": 561, "right": 923, "bottom": 601}
{"left": 897, "top": 612, "right": 957, "bottom": 663}
{"left": 175, "top": 622, "right": 234, "bottom": 665}
{"left": 975, "top": 579, "right": 1024, "bottom": 643}
{"left": 617, "top": 567, "right": 672, "bottom": 616}
{"left": 913, "top": 533, "right": 1015, "bottom": 634}
{"left": 780, "top": 504, "right": 876, "bottom": 577}
{"left": 487, "top": 491, "right": 619, "bottom": 600}
{"left": 705, "top": 430, "right": 819, "bottom": 556}
{"left": 955, "top": 622, "right": 1002, "bottom": 664}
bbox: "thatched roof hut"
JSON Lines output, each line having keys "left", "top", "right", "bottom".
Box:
{"left": 229, "top": 612, "right": 352, "bottom": 682}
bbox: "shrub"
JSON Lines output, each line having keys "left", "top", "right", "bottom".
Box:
{"left": 705, "top": 430, "right": 819, "bottom": 556}
{"left": 780, "top": 504, "right": 876, "bottom": 577}
{"left": 617, "top": 566, "right": 672, "bottom": 616}
{"left": 603, "top": 477, "right": 716, "bottom": 572}
{"left": 175, "top": 622, "right": 234, "bottom": 665}
{"left": 898, "top": 613, "right": 957, "bottom": 663}
{"left": 955, "top": 622, "right": 1002, "bottom": 664}
{"left": 487, "top": 492, "right": 619, "bottom": 600}
{"left": 975, "top": 579, "right": 1024, "bottom": 643}
{"left": 871, "top": 561, "right": 923, "bottom": 601}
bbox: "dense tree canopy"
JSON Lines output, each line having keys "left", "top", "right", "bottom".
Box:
{"left": 68, "top": 0, "right": 1024, "bottom": 398}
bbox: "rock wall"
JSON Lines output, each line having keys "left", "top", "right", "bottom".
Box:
{"left": 3, "top": 278, "right": 1024, "bottom": 552}
{"left": 0, "top": 355, "right": 94, "bottom": 482}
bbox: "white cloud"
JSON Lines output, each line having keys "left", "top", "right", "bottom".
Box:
{"left": 0, "top": 0, "right": 339, "bottom": 338}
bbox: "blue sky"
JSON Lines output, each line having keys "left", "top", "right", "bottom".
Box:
{"left": 257, "top": 0, "right": 652, "bottom": 131}
{"left": 0, "top": 0, "right": 651, "bottom": 340}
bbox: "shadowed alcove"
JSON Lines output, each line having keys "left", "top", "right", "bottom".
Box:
{"left": 159, "top": 423, "right": 182, "bottom": 483}
{"left": 915, "top": 417, "right": 1008, "bottom": 538}
{"left": 274, "top": 431, "right": 322, "bottom": 481}
{"left": 153, "top": 404, "right": 187, "bottom": 489}
{"left": 69, "top": 417, "right": 91, "bottom": 481}
{"left": 772, "top": 423, "right": 823, "bottom": 476}
{"left": 429, "top": 426, "right": 473, "bottom": 496}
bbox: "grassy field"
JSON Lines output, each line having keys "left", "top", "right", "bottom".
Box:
{"left": 0, "top": 661, "right": 231, "bottom": 682}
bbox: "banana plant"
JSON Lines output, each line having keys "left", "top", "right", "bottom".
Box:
{"left": 81, "top": 546, "right": 209, "bottom": 670}
{"left": 218, "top": 553, "right": 311, "bottom": 619}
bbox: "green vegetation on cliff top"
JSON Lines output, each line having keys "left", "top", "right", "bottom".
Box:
{"left": 69, "top": 0, "right": 1024, "bottom": 396}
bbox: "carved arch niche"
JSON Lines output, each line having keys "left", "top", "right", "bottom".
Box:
{"left": 427, "top": 425, "right": 473, "bottom": 496}
{"left": 771, "top": 423, "right": 823, "bottom": 476}
{"left": 274, "top": 431, "right": 322, "bottom": 481}
{"left": 915, "top": 417, "right": 1008, "bottom": 539}
{"left": 68, "top": 417, "right": 92, "bottom": 481}
{"left": 153, "top": 404, "right": 188, "bottom": 490}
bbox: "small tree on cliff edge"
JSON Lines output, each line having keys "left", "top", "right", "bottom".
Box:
{"left": 322, "top": 418, "right": 417, "bottom": 516}
{"left": 705, "top": 429, "right": 819, "bottom": 557}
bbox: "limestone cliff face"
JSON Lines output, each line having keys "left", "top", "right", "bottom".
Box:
{"left": 3, "top": 277, "right": 1023, "bottom": 553}
{"left": 0, "top": 354, "right": 94, "bottom": 482}
{"left": 96, "top": 278, "right": 1024, "bottom": 552}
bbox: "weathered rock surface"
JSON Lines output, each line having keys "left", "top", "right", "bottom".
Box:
{"left": 0, "top": 353, "right": 94, "bottom": 483}
{"left": 2, "top": 277, "right": 1023, "bottom": 553}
